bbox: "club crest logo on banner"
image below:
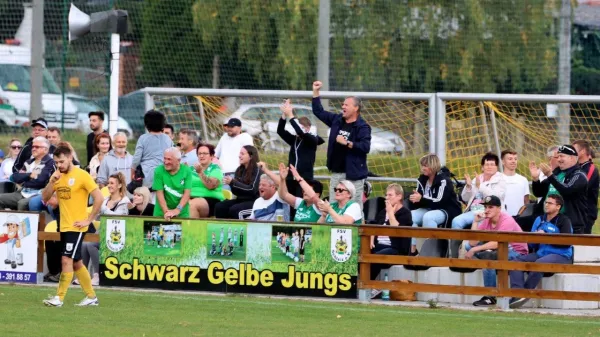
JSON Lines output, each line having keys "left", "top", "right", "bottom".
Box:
{"left": 331, "top": 228, "right": 352, "bottom": 262}
{"left": 106, "top": 219, "right": 126, "bottom": 252}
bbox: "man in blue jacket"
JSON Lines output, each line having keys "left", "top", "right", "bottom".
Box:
{"left": 0, "top": 137, "right": 55, "bottom": 210}
{"left": 312, "top": 81, "right": 371, "bottom": 208}
{"left": 508, "top": 194, "right": 573, "bottom": 309}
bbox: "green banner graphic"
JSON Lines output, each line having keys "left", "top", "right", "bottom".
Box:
{"left": 100, "top": 216, "right": 358, "bottom": 298}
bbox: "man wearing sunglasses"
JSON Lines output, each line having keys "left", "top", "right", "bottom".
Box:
{"left": 12, "top": 118, "right": 56, "bottom": 173}
{"left": 530, "top": 145, "right": 588, "bottom": 234}
{"left": 0, "top": 137, "right": 55, "bottom": 210}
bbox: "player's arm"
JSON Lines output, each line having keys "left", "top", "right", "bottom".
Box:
{"left": 42, "top": 170, "right": 61, "bottom": 203}
{"left": 87, "top": 188, "right": 104, "bottom": 221}
{"left": 156, "top": 190, "right": 169, "bottom": 214}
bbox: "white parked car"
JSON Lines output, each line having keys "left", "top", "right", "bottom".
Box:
{"left": 226, "top": 104, "right": 405, "bottom": 155}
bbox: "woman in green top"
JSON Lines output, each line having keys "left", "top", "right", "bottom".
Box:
{"left": 276, "top": 163, "right": 323, "bottom": 223}
{"left": 189, "top": 143, "right": 224, "bottom": 217}
{"left": 318, "top": 180, "right": 363, "bottom": 225}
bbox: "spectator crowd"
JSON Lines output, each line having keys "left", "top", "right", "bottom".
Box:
{"left": 0, "top": 81, "right": 597, "bottom": 309}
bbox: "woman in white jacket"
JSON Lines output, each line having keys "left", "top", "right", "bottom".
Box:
{"left": 76, "top": 172, "right": 130, "bottom": 286}
{"left": 452, "top": 152, "right": 506, "bottom": 230}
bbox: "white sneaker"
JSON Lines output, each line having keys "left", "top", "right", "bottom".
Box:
{"left": 43, "top": 296, "right": 63, "bottom": 307}
{"left": 91, "top": 273, "right": 99, "bottom": 286}
{"left": 76, "top": 296, "right": 99, "bottom": 306}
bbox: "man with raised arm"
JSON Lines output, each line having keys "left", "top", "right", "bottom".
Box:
{"left": 311, "top": 81, "right": 371, "bottom": 208}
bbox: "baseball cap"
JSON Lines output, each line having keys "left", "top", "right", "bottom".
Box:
{"left": 31, "top": 118, "right": 48, "bottom": 129}
{"left": 224, "top": 118, "right": 242, "bottom": 128}
{"left": 481, "top": 195, "right": 501, "bottom": 207}
{"left": 558, "top": 144, "right": 578, "bottom": 156}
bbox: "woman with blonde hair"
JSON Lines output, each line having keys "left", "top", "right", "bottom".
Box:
{"left": 76, "top": 172, "right": 130, "bottom": 286}
{"left": 0, "top": 138, "right": 21, "bottom": 182}
{"left": 128, "top": 186, "right": 155, "bottom": 216}
{"left": 369, "top": 183, "right": 413, "bottom": 298}
{"left": 407, "top": 153, "right": 461, "bottom": 255}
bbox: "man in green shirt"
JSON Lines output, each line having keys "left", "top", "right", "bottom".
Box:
{"left": 153, "top": 147, "right": 192, "bottom": 220}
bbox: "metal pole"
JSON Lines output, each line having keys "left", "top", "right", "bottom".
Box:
{"left": 108, "top": 33, "right": 120, "bottom": 137}
{"left": 30, "top": 0, "right": 44, "bottom": 122}
{"left": 428, "top": 95, "right": 436, "bottom": 154}
{"left": 61, "top": 0, "right": 68, "bottom": 131}
{"left": 435, "top": 95, "right": 446, "bottom": 165}
{"left": 557, "top": 0, "right": 571, "bottom": 145}
{"left": 317, "top": 0, "right": 330, "bottom": 111}
{"left": 489, "top": 108, "right": 503, "bottom": 172}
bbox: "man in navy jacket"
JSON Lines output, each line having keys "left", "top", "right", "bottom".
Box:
{"left": 0, "top": 137, "right": 55, "bottom": 210}
{"left": 312, "top": 81, "right": 371, "bottom": 208}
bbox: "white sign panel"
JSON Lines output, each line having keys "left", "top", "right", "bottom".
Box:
{"left": 0, "top": 212, "right": 39, "bottom": 284}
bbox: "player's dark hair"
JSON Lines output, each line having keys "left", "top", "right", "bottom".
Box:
{"left": 53, "top": 143, "right": 72, "bottom": 157}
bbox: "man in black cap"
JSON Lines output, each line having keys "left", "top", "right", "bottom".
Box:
{"left": 13, "top": 118, "right": 56, "bottom": 173}
{"left": 531, "top": 144, "right": 588, "bottom": 234}
{"left": 215, "top": 118, "right": 254, "bottom": 179}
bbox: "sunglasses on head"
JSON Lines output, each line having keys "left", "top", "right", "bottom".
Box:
{"left": 333, "top": 188, "right": 348, "bottom": 193}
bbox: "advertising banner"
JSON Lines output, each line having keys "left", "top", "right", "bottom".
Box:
{"left": 100, "top": 216, "right": 358, "bottom": 298}
{"left": 0, "top": 212, "right": 38, "bottom": 284}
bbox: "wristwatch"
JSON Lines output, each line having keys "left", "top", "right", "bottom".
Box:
{"left": 176, "top": 205, "right": 183, "bottom": 211}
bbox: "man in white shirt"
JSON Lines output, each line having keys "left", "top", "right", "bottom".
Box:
{"left": 248, "top": 174, "right": 290, "bottom": 221}
{"left": 178, "top": 129, "right": 199, "bottom": 166}
{"left": 501, "top": 149, "right": 530, "bottom": 216}
{"left": 215, "top": 118, "right": 254, "bottom": 175}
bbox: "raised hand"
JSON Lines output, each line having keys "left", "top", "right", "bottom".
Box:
{"left": 278, "top": 163, "right": 289, "bottom": 180}
{"left": 312, "top": 81, "right": 322, "bottom": 96}
{"left": 529, "top": 161, "right": 540, "bottom": 180}
{"left": 280, "top": 99, "right": 293, "bottom": 118}
{"left": 464, "top": 173, "right": 472, "bottom": 187}
{"left": 289, "top": 164, "right": 301, "bottom": 180}
{"left": 474, "top": 172, "right": 481, "bottom": 189}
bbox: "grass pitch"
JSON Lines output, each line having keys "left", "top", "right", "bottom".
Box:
{"left": 1, "top": 284, "right": 599, "bottom": 337}
{"left": 143, "top": 240, "right": 182, "bottom": 257}
{"left": 270, "top": 238, "right": 312, "bottom": 263}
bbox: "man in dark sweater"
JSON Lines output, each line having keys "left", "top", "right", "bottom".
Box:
{"left": 86, "top": 111, "right": 106, "bottom": 164}
{"left": 277, "top": 99, "right": 324, "bottom": 197}
{"left": 531, "top": 145, "right": 588, "bottom": 234}
{"left": 13, "top": 118, "right": 55, "bottom": 173}
{"left": 573, "top": 140, "right": 599, "bottom": 234}
{"left": 312, "top": 81, "right": 371, "bottom": 208}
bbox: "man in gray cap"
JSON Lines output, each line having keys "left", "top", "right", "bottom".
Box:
{"left": 531, "top": 144, "right": 588, "bottom": 234}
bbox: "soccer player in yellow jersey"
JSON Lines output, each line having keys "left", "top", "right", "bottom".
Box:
{"left": 41, "top": 144, "right": 104, "bottom": 307}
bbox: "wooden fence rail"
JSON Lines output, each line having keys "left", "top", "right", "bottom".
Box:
{"left": 358, "top": 226, "right": 600, "bottom": 303}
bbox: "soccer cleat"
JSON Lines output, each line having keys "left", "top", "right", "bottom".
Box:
{"left": 76, "top": 297, "right": 99, "bottom": 306}
{"left": 43, "top": 296, "right": 63, "bottom": 307}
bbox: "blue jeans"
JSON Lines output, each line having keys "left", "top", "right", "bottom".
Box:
{"left": 452, "top": 211, "right": 475, "bottom": 230}
{"left": 464, "top": 242, "right": 522, "bottom": 288}
{"left": 411, "top": 208, "right": 447, "bottom": 246}
{"left": 28, "top": 195, "right": 55, "bottom": 218}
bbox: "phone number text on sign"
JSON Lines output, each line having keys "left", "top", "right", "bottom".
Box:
{"left": 0, "top": 271, "right": 36, "bottom": 284}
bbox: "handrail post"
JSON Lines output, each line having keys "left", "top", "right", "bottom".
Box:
{"left": 496, "top": 241, "right": 510, "bottom": 310}
{"left": 36, "top": 212, "right": 46, "bottom": 284}
{"left": 358, "top": 230, "right": 371, "bottom": 302}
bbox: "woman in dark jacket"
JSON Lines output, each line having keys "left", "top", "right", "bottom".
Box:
{"left": 277, "top": 99, "right": 325, "bottom": 197}
{"left": 214, "top": 145, "right": 261, "bottom": 219}
{"left": 369, "top": 183, "right": 412, "bottom": 298}
{"left": 408, "top": 154, "right": 462, "bottom": 255}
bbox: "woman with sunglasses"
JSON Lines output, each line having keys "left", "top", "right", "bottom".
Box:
{"left": 0, "top": 139, "right": 21, "bottom": 182}
{"left": 317, "top": 180, "right": 363, "bottom": 224}
{"left": 189, "top": 143, "right": 224, "bottom": 218}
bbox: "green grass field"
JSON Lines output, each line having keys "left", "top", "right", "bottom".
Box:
{"left": 270, "top": 238, "right": 312, "bottom": 263}
{"left": 143, "top": 240, "right": 182, "bottom": 256}
{"left": 1, "top": 284, "right": 599, "bottom": 337}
